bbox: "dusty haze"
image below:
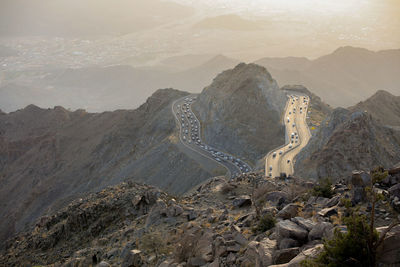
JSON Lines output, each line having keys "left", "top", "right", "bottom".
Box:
{"left": 0, "top": 0, "right": 399, "bottom": 112}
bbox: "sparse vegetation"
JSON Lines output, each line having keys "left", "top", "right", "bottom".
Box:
{"left": 252, "top": 213, "right": 276, "bottom": 233}
{"left": 251, "top": 183, "right": 276, "bottom": 219}
{"left": 302, "top": 168, "right": 399, "bottom": 267}
{"left": 138, "top": 231, "right": 171, "bottom": 260}
{"left": 173, "top": 230, "right": 199, "bottom": 262}
{"left": 311, "top": 178, "right": 334, "bottom": 198}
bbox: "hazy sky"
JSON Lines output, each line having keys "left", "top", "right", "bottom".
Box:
{"left": 170, "top": 0, "right": 400, "bottom": 57}
{"left": 0, "top": 0, "right": 399, "bottom": 59}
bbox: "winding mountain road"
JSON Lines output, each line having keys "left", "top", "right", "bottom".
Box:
{"left": 172, "top": 95, "right": 252, "bottom": 178}
{"left": 265, "top": 94, "right": 311, "bottom": 178}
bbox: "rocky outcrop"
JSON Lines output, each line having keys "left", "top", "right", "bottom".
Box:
{"left": 350, "top": 90, "right": 400, "bottom": 127}
{"left": 192, "top": 63, "right": 287, "bottom": 165}
{"left": 295, "top": 108, "right": 400, "bottom": 181}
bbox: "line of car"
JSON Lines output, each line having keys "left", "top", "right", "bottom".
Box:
{"left": 267, "top": 94, "right": 309, "bottom": 177}
{"left": 174, "top": 96, "right": 251, "bottom": 177}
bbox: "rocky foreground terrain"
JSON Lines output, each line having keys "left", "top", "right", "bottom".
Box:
{"left": 1, "top": 164, "right": 400, "bottom": 266}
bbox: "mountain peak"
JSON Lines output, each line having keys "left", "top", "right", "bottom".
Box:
{"left": 331, "top": 46, "right": 373, "bottom": 56}
{"left": 23, "top": 104, "right": 42, "bottom": 112}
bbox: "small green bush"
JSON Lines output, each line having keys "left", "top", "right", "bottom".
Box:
{"left": 253, "top": 213, "right": 276, "bottom": 233}
{"left": 311, "top": 178, "right": 333, "bottom": 198}
{"left": 302, "top": 210, "right": 378, "bottom": 267}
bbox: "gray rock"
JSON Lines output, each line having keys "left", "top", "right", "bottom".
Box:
{"left": 105, "top": 248, "right": 119, "bottom": 259}
{"left": 291, "top": 217, "right": 316, "bottom": 232}
{"left": 120, "top": 242, "right": 136, "bottom": 259}
{"left": 158, "top": 259, "right": 175, "bottom": 267}
{"left": 97, "top": 261, "right": 111, "bottom": 267}
{"left": 277, "top": 220, "right": 308, "bottom": 242}
{"left": 145, "top": 200, "right": 167, "bottom": 227}
{"left": 233, "top": 195, "right": 252, "bottom": 208}
{"left": 186, "top": 209, "right": 198, "bottom": 221}
{"left": 214, "top": 236, "right": 227, "bottom": 257}
{"left": 168, "top": 204, "right": 184, "bottom": 217}
{"left": 308, "top": 222, "right": 333, "bottom": 241}
{"left": 209, "top": 257, "right": 220, "bottom": 267}
{"left": 278, "top": 244, "right": 323, "bottom": 267}
{"left": 376, "top": 225, "right": 400, "bottom": 266}
{"left": 273, "top": 247, "right": 300, "bottom": 264}
{"left": 189, "top": 257, "right": 207, "bottom": 266}
{"left": 351, "top": 170, "right": 370, "bottom": 187}
{"left": 325, "top": 195, "right": 341, "bottom": 207}
{"left": 389, "top": 184, "right": 400, "bottom": 199}
{"left": 352, "top": 186, "right": 366, "bottom": 204}
{"left": 265, "top": 191, "right": 289, "bottom": 204}
{"left": 122, "top": 249, "right": 143, "bottom": 267}
{"left": 258, "top": 238, "right": 277, "bottom": 266}
{"left": 279, "top": 238, "right": 300, "bottom": 249}
{"left": 277, "top": 204, "right": 300, "bottom": 220}
{"left": 226, "top": 252, "right": 236, "bottom": 264}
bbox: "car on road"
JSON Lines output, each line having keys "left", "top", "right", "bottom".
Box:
{"left": 279, "top": 150, "right": 283, "bottom": 155}
{"left": 289, "top": 144, "right": 293, "bottom": 149}
{"left": 269, "top": 165, "right": 273, "bottom": 171}
{"left": 287, "top": 159, "right": 290, "bottom": 163}
{"left": 273, "top": 152, "right": 277, "bottom": 158}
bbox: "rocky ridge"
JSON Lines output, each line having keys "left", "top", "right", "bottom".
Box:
{"left": 192, "top": 63, "right": 287, "bottom": 165}
{"left": 295, "top": 91, "right": 400, "bottom": 180}
{"left": 2, "top": 165, "right": 400, "bottom": 266}
{"left": 0, "top": 88, "right": 220, "bottom": 248}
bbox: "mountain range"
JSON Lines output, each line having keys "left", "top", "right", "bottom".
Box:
{"left": 0, "top": 63, "right": 285, "bottom": 248}
{"left": 1, "top": 46, "right": 399, "bottom": 113}
{"left": 1, "top": 61, "right": 400, "bottom": 255}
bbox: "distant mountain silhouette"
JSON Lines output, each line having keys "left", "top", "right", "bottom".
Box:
{"left": 0, "top": 55, "right": 239, "bottom": 112}
{"left": 255, "top": 46, "right": 400, "bottom": 107}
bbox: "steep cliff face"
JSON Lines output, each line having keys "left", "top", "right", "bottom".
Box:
{"left": 192, "top": 63, "right": 287, "bottom": 165}
{"left": 295, "top": 109, "right": 400, "bottom": 180}
{"left": 0, "top": 88, "right": 216, "bottom": 247}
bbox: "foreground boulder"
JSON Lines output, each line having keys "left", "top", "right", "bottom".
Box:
{"left": 122, "top": 250, "right": 143, "bottom": 267}
{"left": 377, "top": 225, "right": 400, "bottom": 266}
{"left": 277, "top": 220, "right": 308, "bottom": 243}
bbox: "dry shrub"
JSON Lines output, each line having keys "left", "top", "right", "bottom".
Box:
{"left": 173, "top": 228, "right": 202, "bottom": 262}
{"left": 139, "top": 230, "right": 172, "bottom": 259}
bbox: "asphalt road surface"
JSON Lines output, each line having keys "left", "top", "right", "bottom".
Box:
{"left": 265, "top": 94, "right": 311, "bottom": 178}
{"left": 172, "top": 94, "right": 252, "bottom": 178}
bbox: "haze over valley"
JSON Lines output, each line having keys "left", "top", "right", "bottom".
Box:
{"left": 1, "top": 1, "right": 400, "bottom": 266}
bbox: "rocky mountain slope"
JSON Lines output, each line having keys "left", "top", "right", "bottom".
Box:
{"left": 2, "top": 165, "right": 400, "bottom": 266}
{"left": 0, "top": 88, "right": 224, "bottom": 248}
{"left": 350, "top": 90, "right": 400, "bottom": 127}
{"left": 192, "top": 63, "right": 287, "bottom": 166}
{"left": 0, "top": 63, "right": 294, "bottom": 250}
{"left": 255, "top": 46, "right": 400, "bottom": 107}
{"left": 295, "top": 90, "right": 400, "bottom": 180}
